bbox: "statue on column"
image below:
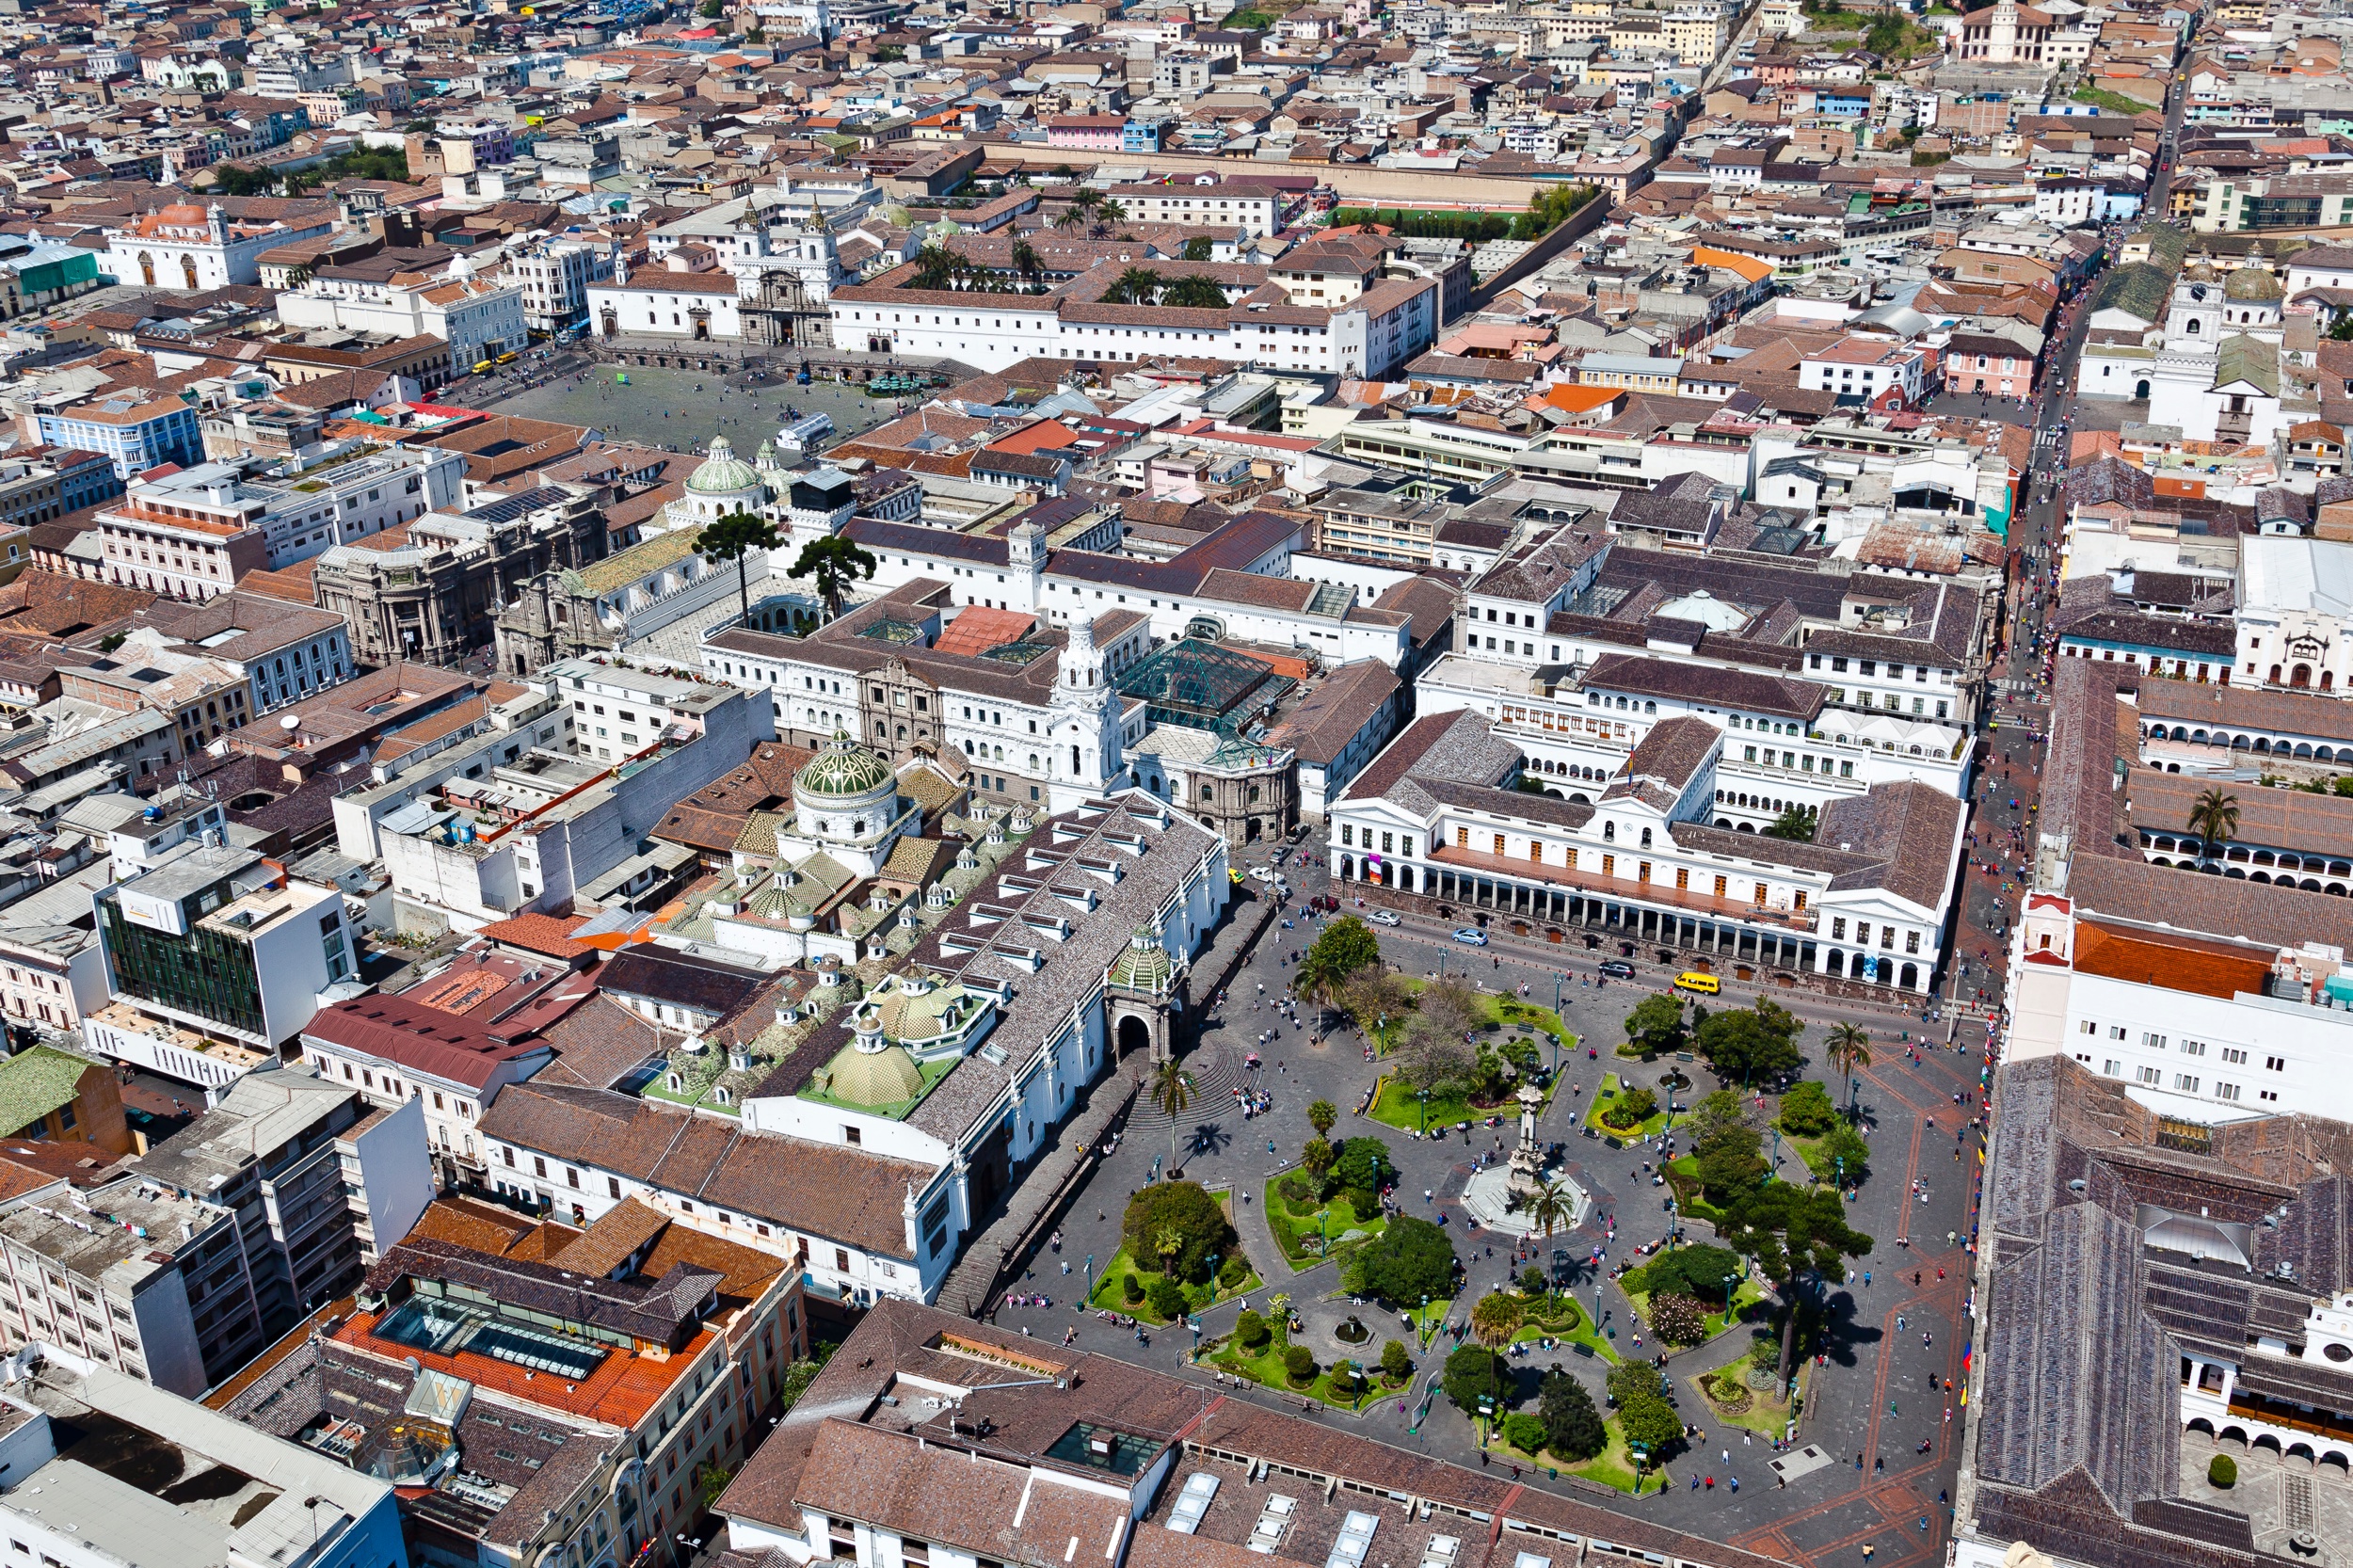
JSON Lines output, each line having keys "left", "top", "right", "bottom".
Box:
{"left": 1507, "top": 1080, "right": 1546, "bottom": 1201}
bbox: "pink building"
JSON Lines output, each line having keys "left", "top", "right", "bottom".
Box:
{"left": 1048, "top": 116, "right": 1126, "bottom": 150}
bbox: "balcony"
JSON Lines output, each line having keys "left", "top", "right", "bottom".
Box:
{"left": 1426, "top": 842, "right": 1819, "bottom": 931}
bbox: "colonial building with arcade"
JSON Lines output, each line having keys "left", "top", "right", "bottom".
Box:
{"left": 1327, "top": 708, "right": 1965, "bottom": 994}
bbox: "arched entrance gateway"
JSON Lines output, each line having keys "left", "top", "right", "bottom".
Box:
{"left": 1106, "top": 924, "right": 1180, "bottom": 1064}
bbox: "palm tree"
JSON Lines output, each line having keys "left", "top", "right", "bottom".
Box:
{"left": 1053, "top": 205, "right": 1086, "bottom": 231}
{"left": 1096, "top": 196, "right": 1128, "bottom": 224}
{"left": 785, "top": 535, "right": 879, "bottom": 621}
{"left": 1470, "top": 1290, "right": 1523, "bottom": 1349}
{"left": 700, "top": 509, "right": 779, "bottom": 627}
{"left": 1824, "top": 1021, "right": 1873, "bottom": 1115}
{"left": 910, "top": 242, "right": 959, "bottom": 290}
{"left": 1150, "top": 1058, "right": 1193, "bottom": 1171}
{"left": 1107, "top": 265, "right": 1163, "bottom": 305}
{"left": 1154, "top": 1224, "right": 1185, "bottom": 1278}
{"left": 2187, "top": 786, "right": 2240, "bottom": 870}
{"left": 1523, "top": 1179, "right": 1575, "bottom": 1304}
{"left": 1010, "top": 237, "right": 1043, "bottom": 287}
{"left": 1306, "top": 1099, "right": 1337, "bottom": 1139}
{"left": 1162, "top": 274, "right": 1231, "bottom": 309}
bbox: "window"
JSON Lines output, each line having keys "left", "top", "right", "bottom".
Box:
{"left": 2141, "top": 1032, "right": 2167, "bottom": 1049}
{"left": 2221, "top": 1047, "right": 2247, "bottom": 1064}
{"left": 2180, "top": 1040, "right": 2205, "bottom": 1057}
{"left": 533, "top": 1157, "right": 547, "bottom": 1178}
{"left": 2137, "top": 1065, "right": 2162, "bottom": 1084}
{"left": 2108, "top": 1025, "right": 2126, "bottom": 1041}
{"left": 2174, "top": 1074, "right": 2200, "bottom": 1093}
{"left": 2217, "top": 1082, "right": 2242, "bottom": 1101}
{"left": 609, "top": 1176, "right": 622, "bottom": 1198}
{"left": 2080, "top": 1019, "right": 2097, "bottom": 1034}
{"left": 2267, "top": 1056, "right": 2287, "bottom": 1071}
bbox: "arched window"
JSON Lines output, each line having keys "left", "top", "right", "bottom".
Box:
{"left": 1640, "top": 826, "right": 1653, "bottom": 848}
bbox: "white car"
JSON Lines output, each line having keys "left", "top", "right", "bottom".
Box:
{"left": 1365, "top": 909, "right": 1401, "bottom": 927}
{"left": 1248, "top": 866, "right": 1275, "bottom": 883}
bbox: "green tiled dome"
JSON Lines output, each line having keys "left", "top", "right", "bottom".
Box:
{"left": 2224, "top": 264, "right": 2281, "bottom": 302}
{"left": 1109, "top": 925, "right": 1173, "bottom": 993}
{"left": 797, "top": 729, "right": 893, "bottom": 797}
{"left": 685, "top": 435, "right": 762, "bottom": 494}
{"left": 829, "top": 1014, "right": 923, "bottom": 1106}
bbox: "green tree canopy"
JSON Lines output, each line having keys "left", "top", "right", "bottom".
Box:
{"left": 1691, "top": 1091, "right": 1769, "bottom": 1204}
{"left": 1694, "top": 1003, "right": 1804, "bottom": 1085}
{"left": 1717, "top": 1183, "right": 1874, "bottom": 1286}
{"left": 1441, "top": 1344, "right": 1508, "bottom": 1415}
{"left": 1823, "top": 1120, "right": 1871, "bottom": 1183}
{"left": 1777, "top": 1080, "right": 1838, "bottom": 1137}
{"left": 1763, "top": 804, "right": 1819, "bottom": 841}
{"left": 701, "top": 510, "right": 780, "bottom": 627}
{"left": 1328, "top": 1135, "right": 1394, "bottom": 1197}
{"left": 1623, "top": 993, "right": 1686, "bottom": 1056}
{"left": 1538, "top": 1368, "right": 1604, "bottom": 1459}
{"left": 1161, "top": 274, "right": 1231, "bottom": 308}
{"left": 786, "top": 534, "right": 878, "bottom": 619}
{"left": 1345, "top": 1214, "right": 1457, "bottom": 1304}
{"left": 1120, "top": 1181, "right": 1235, "bottom": 1284}
{"left": 1638, "top": 1242, "right": 1741, "bottom": 1303}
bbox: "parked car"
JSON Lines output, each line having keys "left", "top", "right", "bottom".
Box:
{"left": 1366, "top": 909, "right": 1401, "bottom": 927}
{"left": 1248, "top": 867, "right": 1274, "bottom": 883}
{"left": 1452, "top": 928, "right": 1490, "bottom": 946}
{"left": 1599, "top": 959, "right": 1636, "bottom": 980}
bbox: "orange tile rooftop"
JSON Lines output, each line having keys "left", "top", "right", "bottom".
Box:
{"left": 332, "top": 1305, "right": 712, "bottom": 1428}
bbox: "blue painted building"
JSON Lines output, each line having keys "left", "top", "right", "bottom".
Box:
{"left": 38, "top": 395, "right": 202, "bottom": 480}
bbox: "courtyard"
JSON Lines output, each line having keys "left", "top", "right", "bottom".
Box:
{"left": 991, "top": 841, "right": 1988, "bottom": 1568}
{"left": 456, "top": 360, "right": 911, "bottom": 456}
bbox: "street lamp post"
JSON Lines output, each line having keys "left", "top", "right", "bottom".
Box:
{"left": 1085, "top": 1252, "right": 1096, "bottom": 1304}
{"left": 1418, "top": 1087, "right": 1429, "bottom": 1136}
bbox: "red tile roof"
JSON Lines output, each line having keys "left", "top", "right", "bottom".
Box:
{"left": 302, "top": 995, "right": 546, "bottom": 1088}
{"left": 479, "top": 911, "right": 595, "bottom": 960}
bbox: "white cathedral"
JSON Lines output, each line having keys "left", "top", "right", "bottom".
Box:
{"left": 2123, "top": 248, "right": 2287, "bottom": 449}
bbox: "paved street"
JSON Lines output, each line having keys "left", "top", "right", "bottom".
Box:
{"left": 995, "top": 844, "right": 1986, "bottom": 1568}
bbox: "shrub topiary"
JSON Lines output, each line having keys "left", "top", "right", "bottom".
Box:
{"left": 2209, "top": 1453, "right": 2237, "bottom": 1489}
{"left": 1122, "top": 1181, "right": 1236, "bottom": 1284}
{"left": 1278, "top": 1175, "right": 1316, "bottom": 1206}
{"left": 1235, "top": 1309, "right": 1271, "bottom": 1350}
{"left": 1122, "top": 1272, "right": 1143, "bottom": 1304}
{"left": 1380, "top": 1338, "right": 1413, "bottom": 1384}
{"left": 1147, "top": 1277, "right": 1188, "bottom": 1320}
{"left": 1219, "top": 1256, "right": 1249, "bottom": 1288}
{"left": 1502, "top": 1411, "right": 1547, "bottom": 1454}
{"left": 1284, "top": 1344, "right": 1317, "bottom": 1384}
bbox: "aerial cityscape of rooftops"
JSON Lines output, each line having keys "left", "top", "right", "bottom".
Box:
{"left": 0, "top": 0, "right": 2345, "bottom": 1565}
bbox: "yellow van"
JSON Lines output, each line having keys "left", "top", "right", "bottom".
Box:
{"left": 1673, "top": 971, "right": 1721, "bottom": 996}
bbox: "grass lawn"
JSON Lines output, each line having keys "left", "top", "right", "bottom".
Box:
{"left": 1509, "top": 1295, "right": 1619, "bottom": 1363}
{"left": 1405, "top": 1296, "right": 1455, "bottom": 1351}
{"left": 1262, "top": 1176, "right": 1388, "bottom": 1267}
{"left": 1366, "top": 990, "right": 1577, "bottom": 1136}
{"left": 1084, "top": 1245, "right": 1261, "bottom": 1325}
{"left": 1206, "top": 1325, "right": 1390, "bottom": 1412}
{"left": 1584, "top": 1074, "right": 1672, "bottom": 1141}
{"left": 1487, "top": 1416, "right": 1657, "bottom": 1494}
{"left": 1687, "top": 1358, "right": 1805, "bottom": 1440}
{"left": 1664, "top": 1155, "right": 1727, "bottom": 1225}
{"left": 2073, "top": 86, "right": 2155, "bottom": 115}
